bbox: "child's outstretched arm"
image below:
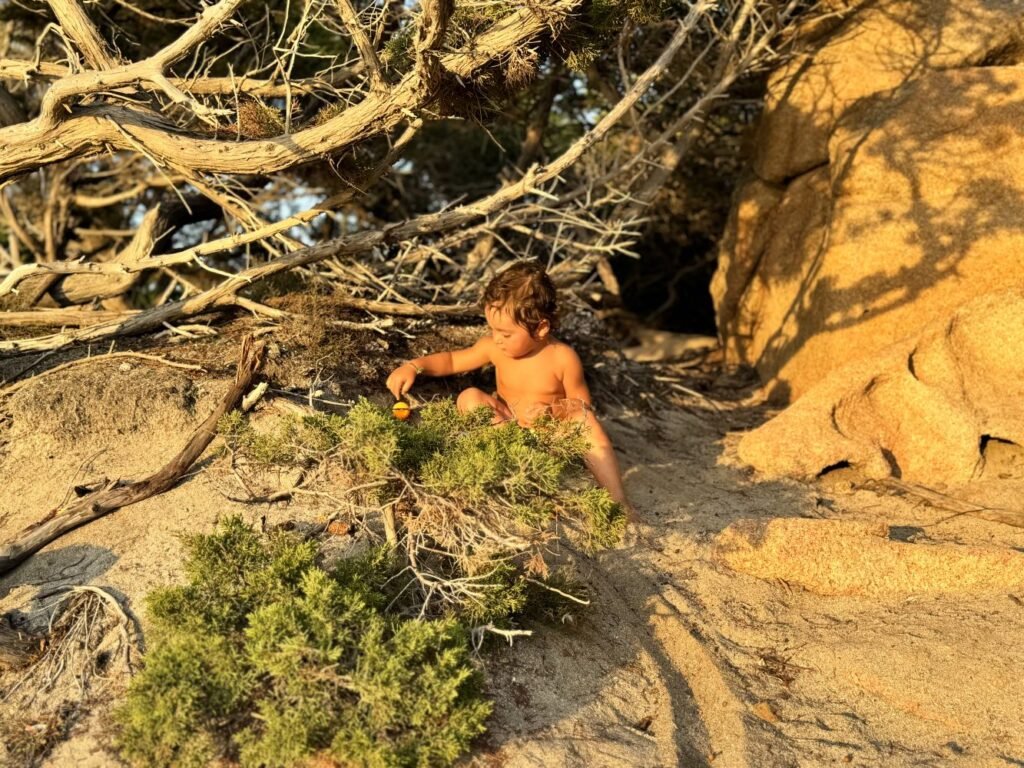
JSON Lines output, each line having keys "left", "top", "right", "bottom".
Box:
{"left": 558, "top": 347, "right": 634, "bottom": 518}
{"left": 386, "top": 337, "right": 493, "bottom": 399}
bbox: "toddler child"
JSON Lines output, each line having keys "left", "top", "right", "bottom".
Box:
{"left": 385, "top": 260, "right": 634, "bottom": 518}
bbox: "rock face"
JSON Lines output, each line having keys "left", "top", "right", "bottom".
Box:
{"left": 711, "top": 0, "right": 1024, "bottom": 401}
{"left": 714, "top": 518, "right": 1024, "bottom": 597}
{"left": 737, "top": 289, "right": 1024, "bottom": 487}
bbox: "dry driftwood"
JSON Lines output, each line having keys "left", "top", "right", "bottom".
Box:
{"left": 0, "top": 336, "right": 266, "bottom": 577}
{"left": 0, "top": 19, "right": 699, "bottom": 355}
{"left": 0, "top": 0, "right": 572, "bottom": 182}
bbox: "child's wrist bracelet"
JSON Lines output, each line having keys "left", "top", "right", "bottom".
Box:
{"left": 405, "top": 362, "right": 424, "bottom": 374}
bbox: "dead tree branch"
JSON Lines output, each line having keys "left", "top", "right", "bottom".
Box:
{"left": 37, "top": 0, "right": 245, "bottom": 128}
{"left": 2, "top": 350, "right": 204, "bottom": 394}
{"left": 0, "top": 336, "right": 266, "bottom": 576}
{"left": 46, "top": 0, "right": 118, "bottom": 70}
{"left": 0, "top": 18, "right": 697, "bottom": 355}
{"left": 0, "top": 0, "right": 817, "bottom": 353}
{"left": 0, "top": 0, "right": 577, "bottom": 182}
{"left": 334, "top": 0, "right": 386, "bottom": 92}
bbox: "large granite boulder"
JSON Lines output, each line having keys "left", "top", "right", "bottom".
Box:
{"left": 712, "top": 0, "right": 1024, "bottom": 401}
{"left": 737, "top": 290, "right": 1024, "bottom": 487}
{"left": 754, "top": 0, "right": 1024, "bottom": 183}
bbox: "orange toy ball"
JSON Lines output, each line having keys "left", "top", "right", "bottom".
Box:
{"left": 392, "top": 400, "right": 411, "bottom": 421}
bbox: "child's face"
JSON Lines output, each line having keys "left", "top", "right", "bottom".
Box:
{"left": 485, "top": 303, "right": 549, "bottom": 359}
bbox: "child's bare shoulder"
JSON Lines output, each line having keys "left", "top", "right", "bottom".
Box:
{"left": 450, "top": 334, "right": 495, "bottom": 371}
{"left": 471, "top": 333, "right": 497, "bottom": 360}
{"left": 546, "top": 338, "right": 583, "bottom": 369}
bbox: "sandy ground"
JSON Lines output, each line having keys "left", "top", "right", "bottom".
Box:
{"left": 1, "top": 354, "right": 1023, "bottom": 767}
{"left": 475, "top": 405, "right": 1024, "bottom": 767}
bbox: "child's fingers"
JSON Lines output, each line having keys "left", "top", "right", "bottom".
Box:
{"left": 401, "top": 372, "right": 415, "bottom": 396}
{"left": 386, "top": 368, "right": 416, "bottom": 399}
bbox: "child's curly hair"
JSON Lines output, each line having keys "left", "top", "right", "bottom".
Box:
{"left": 482, "top": 260, "right": 558, "bottom": 337}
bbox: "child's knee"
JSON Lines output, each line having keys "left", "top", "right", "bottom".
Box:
{"left": 457, "top": 387, "right": 488, "bottom": 414}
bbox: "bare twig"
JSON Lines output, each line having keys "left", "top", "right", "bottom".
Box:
{"left": 1, "top": 350, "right": 205, "bottom": 395}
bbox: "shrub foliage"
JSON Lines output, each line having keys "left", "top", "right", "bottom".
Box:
{"left": 117, "top": 399, "right": 623, "bottom": 766}
{"left": 116, "top": 519, "right": 490, "bottom": 768}
{"left": 219, "top": 398, "right": 625, "bottom": 607}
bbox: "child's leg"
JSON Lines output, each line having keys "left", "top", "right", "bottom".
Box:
{"left": 551, "top": 400, "right": 636, "bottom": 523}
{"left": 456, "top": 387, "right": 514, "bottom": 423}
{"left": 580, "top": 410, "right": 636, "bottom": 522}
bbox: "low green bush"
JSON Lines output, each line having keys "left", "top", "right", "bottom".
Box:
{"left": 218, "top": 398, "right": 625, "bottom": 560}
{"left": 116, "top": 518, "right": 489, "bottom": 768}
{"left": 117, "top": 398, "right": 624, "bottom": 766}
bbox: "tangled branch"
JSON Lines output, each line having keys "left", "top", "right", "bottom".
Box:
{"left": 0, "top": 0, "right": 818, "bottom": 356}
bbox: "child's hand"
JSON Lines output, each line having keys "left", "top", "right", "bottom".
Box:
{"left": 386, "top": 363, "right": 417, "bottom": 399}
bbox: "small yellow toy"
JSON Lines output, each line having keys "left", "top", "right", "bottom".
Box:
{"left": 392, "top": 400, "right": 411, "bottom": 421}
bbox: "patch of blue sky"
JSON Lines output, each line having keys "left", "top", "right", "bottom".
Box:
{"left": 270, "top": 190, "right": 325, "bottom": 244}
{"left": 172, "top": 219, "right": 219, "bottom": 250}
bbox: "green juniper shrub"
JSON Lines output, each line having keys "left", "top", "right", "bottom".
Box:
{"left": 311, "top": 100, "right": 346, "bottom": 127}
{"left": 450, "top": 559, "right": 531, "bottom": 626}
{"left": 146, "top": 517, "right": 320, "bottom": 635}
{"left": 381, "top": 26, "right": 414, "bottom": 71}
{"left": 333, "top": 399, "right": 403, "bottom": 476}
{"left": 564, "top": 486, "right": 628, "bottom": 551}
{"left": 380, "top": 0, "right": 664, "bottom": 77}
{"left": 413, "top": 407, "right": 622, "bottom": 553}
{"left": 124, "top": 400, "right": 625, "bottom": 765}
{"left": 115, "top": 518, "right": 490, "bottom": 768}
{"left": 235, "top": 99, "right": 286, "bottom": 139}
{"left": 218, "top": 409, "right": 298, "bottom": 467}
{"left": 409, "top": 403, "right": 590, "bottom": 500}
{"left": 218, "top": 410, "right": 350, "bottom": 468}
{"left": 396, "top": 398, "right": 490, "bottom": 471}
{"left": 217, "top": 396, "right": 625, "bottom": 582}
{"left": 561, "top": 0, "right": 669, "bottom": 71}
{"left": 419, "top": 420, "right": 566, "bottom": 503}
{"left": 115, "top": 633, "right": 250, "bottom": 768}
